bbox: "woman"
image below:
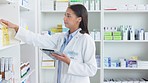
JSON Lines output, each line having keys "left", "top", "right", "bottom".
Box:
{"left": 0, "top": 4, "right": 97, "bottom": 83}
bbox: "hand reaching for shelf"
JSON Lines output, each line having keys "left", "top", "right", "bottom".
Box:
{"left": 0, "top": 19, "right": 19, "bottom": 32}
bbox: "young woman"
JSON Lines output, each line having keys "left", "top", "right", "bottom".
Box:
{"left": 0, "top": 4, "right": 97, "bottom": 83}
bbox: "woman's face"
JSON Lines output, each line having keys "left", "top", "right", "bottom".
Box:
{"left": 64, "top": 8, "right": 81, "bottom": 30}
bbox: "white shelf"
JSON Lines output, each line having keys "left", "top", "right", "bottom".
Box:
{"left": 104, "top": 10, "right": 148, "bottom": 13}
{"left": 41, "top": 66, "right": 55, "bottom": 69}
{"left": 0, "top": 40, "right": 25, "bottom": 51}
{"left": 41, "top": 10, "right": 101, "bottom": 13}
{"left": 0, "top": 0, "right": 37, "bottom": 82}
{"left": 20, "top": 5, "right": 30, "bottom": 11}
{"left": 88, "top": 10, "right": 101, "bottom": 13}
{"left": 41, "top": 10, "right": 65, "bottom": 13}
{"left": 95, "top": 40, "right": 101, "bottom": 42}
{"left": 21, "top": 69, "right": 35, "bottom": 82}
{"left": 0, "top": 43, "right": 19, "bottom": 51}
{"left": 0, "top": 0, "right": 13, "bottom": 4}
{"left": 104, "top": 67, "right": 148, "bottom": 70}
{"left": 104, "top": 40, "right": 148, "bottom": 43}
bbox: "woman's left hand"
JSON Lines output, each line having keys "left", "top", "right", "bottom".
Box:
{"left": 51, "top": 53, "right": 70, "bottom": 65}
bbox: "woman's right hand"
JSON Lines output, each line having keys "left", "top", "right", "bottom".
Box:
{"left": 0, "top": 19, "right": 19, "bottom": 32}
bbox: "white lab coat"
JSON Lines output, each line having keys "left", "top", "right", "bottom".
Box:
{"left": 15, "top": 28, "right": 97, "bottom": 83}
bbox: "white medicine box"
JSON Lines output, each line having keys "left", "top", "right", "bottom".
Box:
{"left": 145, "top": 32, "right": 148, "bottom": 40}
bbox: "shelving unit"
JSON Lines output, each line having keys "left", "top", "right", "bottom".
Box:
{"left": 0, "top": 0, "right": 37, "bottom": 83}
{"left": 103, "top": 0, "right": 148, "bottom": 81}
{"left": 38, "top": 0, "right": 148, "bottom": 83}
{"left": 19, "top": 0, "right": 38, "bottom": 82}
{"left": 38, "top": 0, "right": 102, "bottom": 83}
{"left": 104, "top": 10, "right": 148, "bottom": 13}
{"left": 104, "top": 67, "right": 148, "bottom": 70}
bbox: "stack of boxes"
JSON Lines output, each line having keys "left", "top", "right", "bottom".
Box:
{"left": 113, "top": 31, "right": 122, "bottom": 40}
{"left": 104, "top": 25, "right": 147, "bottom": 40}
{"left": 57, "top": 24, "right": 63, "bottom": 32}
{"left": 50, "top": 24, "right": 63, "bottom": 34}
{"left": 41, "top": 24, "right": 69, "bottom": 35}
{"left": 41, "top": 53, "right": 55, "bottom": 69}
{"left": 103, "top": 56, "right": 148, "bottom": 68}
{"left": 104, "top": 27, "right": 122, "bottom": 40}
{"left": 104, "top": 31, "right": 113, "bottom": 40}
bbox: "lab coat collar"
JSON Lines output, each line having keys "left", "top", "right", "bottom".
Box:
{"left": 63, "top": 28, "right": 83, "bottom": 52}
{"left": 64, "top": 28, "right": 82, "bottom": 39}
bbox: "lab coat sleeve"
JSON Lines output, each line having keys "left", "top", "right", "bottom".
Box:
{"left": 15, "top": 27, "right": 59, "bottom": 49}
{"left": 67, "top": 35, "right": 97, "bottom": 77}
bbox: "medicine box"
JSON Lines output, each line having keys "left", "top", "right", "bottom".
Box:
{"left": 113, "top": 31, "right": 121, "bottom": 36}
{"left": 104, "top": 57, "right": 111, "bottom": 63}
{"left": 145, "top": 32, "right": 148, "bottom": 40}
{"left": 104, "top": 32, "right": 112, "bottom": 36}
{"left": 113, "top": 36, "right": 122, "bottom": 40}
{"left": 104, "top": 36, "right": 113, "bottom": 40}
{"left": 42, "top": 60, "right": 54, "bottom": 67}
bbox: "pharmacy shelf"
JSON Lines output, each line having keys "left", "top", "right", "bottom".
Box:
{"left": 41, "top": 10, "right": 65, "bottom": 13}
{"left": 0, "top": 43, "right": 20, "bottom": 51}
{"left": 20, "top": 5, "right": 30, "bottom": 11}
{"left": 104, "top": 67, "right": 148, "bottom": 70}
{"left": 21, "top": 69, "right": 35, "bottom": 83}
{"left": 88, "top": 10, "right": 101, "bottom": 13}
{"left": 41, "top": 66, "right": 55, "bottom": 70}
{"left": 0, "top": 0, "right": 13, "bottom": 4}
{"left": 95, "top": 40, "right": 101, "bottom": 42}
{"left": 0, "top": 40, "right": 23, "bottom": 50}
{"left": 41, "top": 10, "right": 101, "bottom": 13}
{"left": 104, "top": 40, "right": 148, "bottom": 43}
{"left": 104, "top": 10, "right": 148, "bottom": 13}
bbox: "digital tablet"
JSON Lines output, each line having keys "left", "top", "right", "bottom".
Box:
{"left": 41, "top": 49, "right": 62, "bottom": 57}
